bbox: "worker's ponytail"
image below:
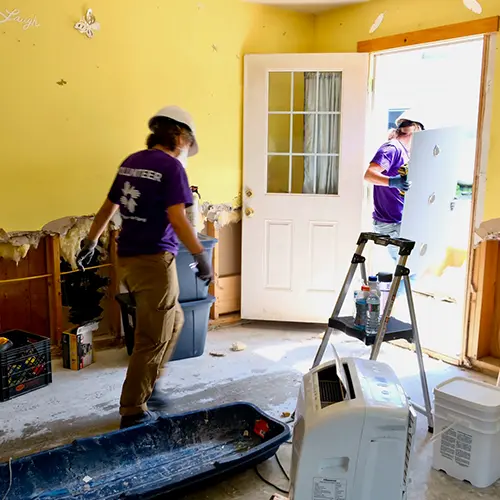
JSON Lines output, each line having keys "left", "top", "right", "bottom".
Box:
{"left": 146, "top": 116, "right": 194, "bottom": 151}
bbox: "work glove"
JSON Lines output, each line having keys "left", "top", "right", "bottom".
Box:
{"left": 389, "top": 175, "right": 412, "bottom": 192}
{"left": 76, "top": 238, "right": 97, "bottom": 271}
{"left": 192, "top": 251, "right": 213, "bottom": 284}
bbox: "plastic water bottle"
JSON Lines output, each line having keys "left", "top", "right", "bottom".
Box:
{"left": 377, "top": 272, "right": 393, "bottom": 318}
{"left": 366, "top": 290, "right": 381, "bottom": 336}
{"left": 354, "top": 285, "right": 370, "bottom": 330}
{"left": 368, "top": 275, "right": 380, "bottom": 296}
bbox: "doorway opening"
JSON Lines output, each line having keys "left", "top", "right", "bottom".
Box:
{"left": 367, "top": 37, "right": 484, "bottom": 361}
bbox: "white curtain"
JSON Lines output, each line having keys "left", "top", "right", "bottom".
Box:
{"left": 303, "top": 72, "right": 341, "bottom": 195}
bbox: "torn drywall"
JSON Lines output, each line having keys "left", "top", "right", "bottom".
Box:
{"left": 201, "top": 199, "right": 242, "bottom": 230}
{"left": 43, "top": 215, "right": 119, "bottom": 269}
{"left": 475, "top": 218, "right": 500, "bottom": 244}
{"left": 43, "top": 214, "right": 120, "bottom": 269}
{"left": 0, "top": 229, "right": 43, "bottom": 263}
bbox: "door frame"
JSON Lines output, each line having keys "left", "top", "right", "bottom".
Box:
{"left": 358, "top": 18, "right": 499, "bottom": 365}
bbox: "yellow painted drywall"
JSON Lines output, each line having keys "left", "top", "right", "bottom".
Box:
{"left": 0, "top": 0, "right": 314, "bottom": 230}
{"left": 314, "top": 0, "right": 500, "bottom": 221}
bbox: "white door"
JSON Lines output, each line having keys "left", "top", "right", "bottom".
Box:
{"left": 242, "top": 54, "right": 369, "bottom": 322}
{"left": 400, "top": 127, "right": 474, "bottom": 278}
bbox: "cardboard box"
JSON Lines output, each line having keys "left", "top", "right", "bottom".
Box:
{"left": 62, "top": 321, "right": 98, "bottom": 370}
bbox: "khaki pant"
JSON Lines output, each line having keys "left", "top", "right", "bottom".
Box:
{"left": 118, "top": 252, "right": 184, "bottom": 416}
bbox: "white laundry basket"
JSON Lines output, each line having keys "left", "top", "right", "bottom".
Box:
{"left": 433, "top": 377, "right": 500, "bottom": 488}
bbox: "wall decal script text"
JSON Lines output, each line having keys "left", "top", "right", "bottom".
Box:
{"left": 0, "top": 9, "right": 40, "bottom": 30}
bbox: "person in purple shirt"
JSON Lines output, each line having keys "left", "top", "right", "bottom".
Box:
{"left": 364, "top": 112, "right": 425, "bottom": 261}
{"left": 77, "top": 106, "right": 213, "bottom": 429}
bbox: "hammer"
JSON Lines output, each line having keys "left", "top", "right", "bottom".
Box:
{"left": 398, "top": 163, "right": 409, "bottom": 196}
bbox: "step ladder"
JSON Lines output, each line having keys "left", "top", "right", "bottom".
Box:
{"left": 312, "top": 232, "right": 434, "bottom": 432}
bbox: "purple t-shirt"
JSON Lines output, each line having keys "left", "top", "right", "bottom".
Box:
{"left": 371, "top": 140, "right": 410, "bottom": 224}
{"left": 108, "top": 149, "right": 193, "bottom": 257}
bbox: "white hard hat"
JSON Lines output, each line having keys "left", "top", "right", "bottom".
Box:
{"left": 149, "top": 105, "right": 199, "bottom": 157}
{"left": 395, "top": 110, "right": 425, "bottom": 131}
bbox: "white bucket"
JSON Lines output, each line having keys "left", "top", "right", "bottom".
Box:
{"left": 432, "top": 377, "right": 500, "bottom": 488}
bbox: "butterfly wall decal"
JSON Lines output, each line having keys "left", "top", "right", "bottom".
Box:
{"left": 74, "top": 8, "right": 100, "bottom": 38}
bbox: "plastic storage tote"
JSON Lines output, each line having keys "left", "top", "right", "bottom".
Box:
{"left": 0, "top": 330, "right": 52, "bottom": 402}
{"left": 177, "top": 234, "right": 217, "bottom": 303}
{"left": 433, "top": 377, "right": 500, "bottom": 488}
{"left": 117, "top": 294, "right": 215, "bottom": 361}
{"left": 172, "top": 296, "right": 216, "bottom": 361}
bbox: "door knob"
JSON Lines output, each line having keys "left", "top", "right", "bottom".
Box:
{"left": 245, "top": 207, "right": 255, "bottom": 218}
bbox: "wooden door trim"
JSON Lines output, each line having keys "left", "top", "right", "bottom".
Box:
{"left": 462, "top": 35, "right": 496, "bottom": 364}
{"left": 358, "top": 17, "right": 499, "bottom": 53}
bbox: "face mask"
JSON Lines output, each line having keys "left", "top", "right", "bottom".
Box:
{"left": 178, "top": 148, "right": 189, "bottom": 169}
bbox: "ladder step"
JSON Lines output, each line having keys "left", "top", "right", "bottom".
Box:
{"left": 328, "top": 316, "right": 414, "bottom": 346}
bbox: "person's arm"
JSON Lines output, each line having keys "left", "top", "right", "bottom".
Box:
{"left": 76, "top": 199, "right": 118, "bottom": 270}
{"left": 365, "top": 161, "right": 411, "bottom": 192}
{"left": 167, "top": 204, "right": 204, "bottom": 255}
{"left": 364, "top": 144, "right": 410, "bottom": 190}
{"left": 364, "top": 163, "right": 390, "bottom": 186}
{"left": 164, "top": 163, "right": 213, "bottom": 280}
{"left": 87, "top": 199, "right": 120, "bottom": 242}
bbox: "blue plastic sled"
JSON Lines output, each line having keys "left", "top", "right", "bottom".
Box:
{"left": 0, "top": 402, "right": 290, "bottom": 499}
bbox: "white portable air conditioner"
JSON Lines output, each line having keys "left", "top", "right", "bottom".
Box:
{"left": 290, "top": 357, "right": 416, "bottom": 500}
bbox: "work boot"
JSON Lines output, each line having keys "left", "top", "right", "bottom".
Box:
{"left": 120, "top": 411, "right": 158, "bottom": 430}
{"left": 147, "top": 386, "right": 171, "bottom": 411}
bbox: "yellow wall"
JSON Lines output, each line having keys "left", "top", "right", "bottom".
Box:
{"left": 315, "top": 0, "right": 500, "bottom": 221}
{"left": 0, "top": 0, "right": 314, "bottom": 230}
{"left": 7, "top": 0, "right": 500, "bottom": 231}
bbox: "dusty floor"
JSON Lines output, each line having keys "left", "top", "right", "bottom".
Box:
{"left": 1, "top": 323, "right": 499, "bottom": 499}
{"left": 393, "top": 292, "right": 463, "bottom": 360}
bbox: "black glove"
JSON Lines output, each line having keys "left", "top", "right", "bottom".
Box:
{"left": 76, "top": 238, "right": 97, "bottom": 271}
{"left": 389, "top": 175, "right": 412, "bottom": 192}
{"left": 193, "top": 251, "right": 213, "bottom": 283}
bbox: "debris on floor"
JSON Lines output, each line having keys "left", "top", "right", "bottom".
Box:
{"left": 280, "top": 412, "right": 291, "bottom": 419}
{"left": 209, "top": 351, "right": 226, "bottom": 358}
{"left": 230, "top": 342, "right": 247, "bottom": 352}
{"left": 1, "top": 327, "right": 499, "bottom": 499}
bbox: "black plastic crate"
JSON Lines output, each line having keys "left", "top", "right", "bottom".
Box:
{"left": 0, "top": 330, "right": 52, "bottom": 402}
